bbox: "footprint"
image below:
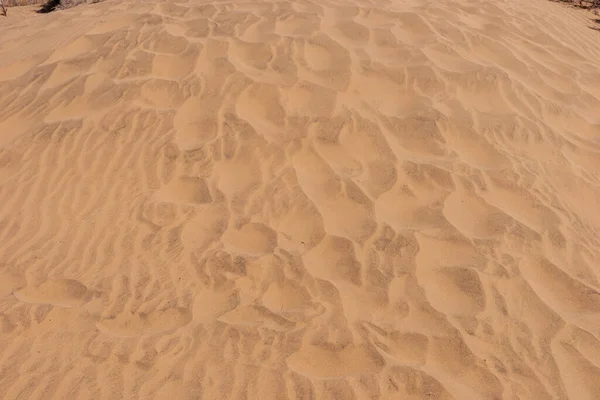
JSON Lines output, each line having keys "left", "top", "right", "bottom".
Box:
{"left": 428, "top": 335, "right": 504, "bottom": 397}
{"left": 228, "top": 39, "right": 273, "bottom": 70}
{"left": 97, "top": 307, "right": 192, "bottom": 337}
{"left": 301, "top": 34, "right": 351, "bottom": 90}
{"left": 157, "top": 3, "right": 189, "bottom": 18}
{"left": 384, "top": 366, "right": 454, "bottom": 399}
{"left": 302, "top": 38, "right": 338, "bottom": 71}
{"left": 415, "top": 232, "right": 486, "bottom": 270}
{"left": 376, "top": 186, "right": 447, "bottom": 231}
{"left": 332, "top": 20, "right": 370, "bottom": 47}
{"left": 283, "top": 80, "right": 337, "bottom": 118}
{"left": 140, "top": 79, "right": 185, "bottom": 109}
{"left": 138, "top": 199, "right": 191, "bottom": 229}
{"left": 156, "top": 176, "right": 212, "bottom": 205}
{"left": 480, "top": 179, "right": 559, "bottom": 233}
{"left": 183, "top": 18, "right": 211, "bottom": 38}
{"left": 117, "top": 50, "right": 154, "bottom": 79}
{"left": 287, "top": 342, "right": 384, "bottom": 378}
{"left": 214, "top": 149, "right": 262, "bottom": 200}
{"left": 221, "top": 222, "right": 277, "bottom": 256}
{"left": 275, "top": 12, "right": 320, "bottom": 37}
{"left": 303, "top": 235, "right": 362, "bottom": 285}
{"left": 419, "top": 267, "right": 486, "bottom": 316}
{"left": 262, "top": 279, "right": 314, "bottom": 313}
{"left": 173, "top": 96, "right": 219, "bottom": 151}
{"left": 294, "top": 146, "right": 376, "bottom": 241}
{"left": 180, "top": 203, "right": 229, "bottom": 250}
{"left": 218, "top": 305, "right": 295, "bottom": 331}
{"left": 442, "top": 191, "right": 512, "bottom": 239}
{"left": 41, "top": 62, "right": 84, "bottom": 91}
{"left": 391, "top": 13, "right": 435, "bottom": 45}
{"left": 193, "top": 286, "right": 239, "bottom": 324}
{"left": 384, "top": 109, "right": 451, "bottom": 159}
{"left": 141, "top": 31, "right": 189, "bottom": 55}
{"left": 422, "top": 43, "right": 481, "bottom": 73}
{"left": 266, "top": 173, "right": 326, "bottom": 252}
{"left": 235, "top": 82, "right": 285, "bottom": 141}
{"left": 0, "top": 267, "right": 26, "bottom": 297}
{"left": 519, "top": 256, "right": 600, "bottom": 316}
{"left": 152, "top": 46, "right": 199, "bottom": 79}
{"left": 439, "top": 119, "right": 510, "bottom": 170}
{"left": 364, "top": 323, "right": 428, "bottom": 366}
{"left": 345, "top": 65, "right": 413, "bottom": 116}
{"left": 15, "top": 279, "right": 91, "bottom": 308}
{"left": 45, "top": 36, "right": 95, "bottom": 64}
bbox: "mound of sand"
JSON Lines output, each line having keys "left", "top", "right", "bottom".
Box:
{"left": 1, "top": 0, "right": 600, "bottom": 398}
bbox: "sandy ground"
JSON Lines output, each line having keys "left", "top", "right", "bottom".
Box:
{"left": 1, "top": 0, "right": 600, "bottom": 398}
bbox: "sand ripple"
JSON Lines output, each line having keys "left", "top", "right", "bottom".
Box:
{"left": 1, "top": 0, "right": 600, "bottom": 398}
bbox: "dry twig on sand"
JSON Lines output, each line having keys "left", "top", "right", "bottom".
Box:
{"left": 36, "top": 0, "right": 102, "bottom": 13}
{"left": 568, "top": 0, "right": 600, "bottom": 9}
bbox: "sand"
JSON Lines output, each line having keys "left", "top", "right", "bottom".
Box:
{"left": 1, "top": 0, "right": 600, "bottom": 398}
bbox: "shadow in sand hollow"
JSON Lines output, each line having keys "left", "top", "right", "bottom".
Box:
{"left": 549, "top": 0, "right": 600, "bottom": 10}
{"left": 37, "top": 0, "right": 60, "bottom": 13}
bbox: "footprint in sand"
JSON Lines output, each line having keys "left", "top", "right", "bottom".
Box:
{"left": 287, "top": 342, "right": 384, "bottom": 379}
{"left": 192, "top": 286, "right": 239, "bottom": 324}
{"left": 96, "top": 307, "right": 192, "bottom": 338}
{"left": 221, "top": 222, "right": 278, "bottom": 256}
{"left": 155, "top": 176, "right": 212, "bottom": 205}
{"left": 0, "top": 268, "right": 26, "bottom": 298}
{"left": 442, "top": 190, "right": 512, "bottom": 239}
{"left": 419, "top": 267, "right": 486, "bottom": 316}
{"left": 218, "top": 305, "right": 296, "bottom": 331}
{"left": 15, "top": 279, "right": 92, "bottom": 308}
{"left": 364, "top": 323, "right": 429, "bottom": 366}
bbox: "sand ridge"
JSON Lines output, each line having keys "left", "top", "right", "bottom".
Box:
{"left": 1, "top": 0, "right": 600, "bottom": 398}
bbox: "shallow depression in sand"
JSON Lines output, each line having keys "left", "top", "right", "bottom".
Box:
{"left": 1, "top": 0, "right": 600, "bottom": 398}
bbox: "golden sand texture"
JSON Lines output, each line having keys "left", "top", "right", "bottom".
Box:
{"left": 1, "top": 0, "right": 600, "bottom": 398}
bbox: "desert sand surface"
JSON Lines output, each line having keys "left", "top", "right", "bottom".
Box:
{"left": 1, "top": 0, "right": 600, "bottom": 398}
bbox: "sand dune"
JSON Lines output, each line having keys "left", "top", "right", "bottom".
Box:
{"left": 1, "top": 0, "right": 600, "bottom": 398}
